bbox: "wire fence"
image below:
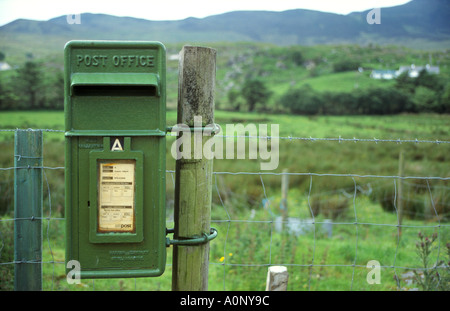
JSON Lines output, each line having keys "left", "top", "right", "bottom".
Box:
{"left": 208, "top": 172, "right": 448, "bottom": 289}
{"left": 0, "top": 128, "right": 449, "bottom": 291}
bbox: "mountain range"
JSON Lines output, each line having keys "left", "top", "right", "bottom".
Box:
{"left": 0, "top": 0, "right": 449, "bottom": 58}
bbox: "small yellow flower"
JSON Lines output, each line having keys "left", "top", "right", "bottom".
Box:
{"left": 228, "top": 253, "right": 233, "bottom": 257}
{"left": 219, "top": 256, "right": 225, "bottom": 262}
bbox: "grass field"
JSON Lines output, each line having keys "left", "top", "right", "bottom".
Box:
{"left": 0, "top": 110, "right": 449, "bottom": 291}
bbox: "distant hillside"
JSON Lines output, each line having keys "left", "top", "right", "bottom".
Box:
{"left": 0, "top": 0, "right": 449, "bottom": 60}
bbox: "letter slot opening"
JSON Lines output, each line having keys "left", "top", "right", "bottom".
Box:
{"left": 73, "top": 85, "right": 157, "bottom": 96}
{"left": 70, "top": 72, "right": 160, "bottom": 96}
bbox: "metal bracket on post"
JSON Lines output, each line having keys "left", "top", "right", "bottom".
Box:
{"left": 165, "top": 227, "right": 218, "bottom": 247}
{"left": 166, "top": 124, "right": 221, "bottom": 135}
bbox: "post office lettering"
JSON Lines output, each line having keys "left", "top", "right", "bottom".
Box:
{"left": 76, "top": 54, "right": 154, "bottom": 67}
{"left": 76, "top": 55, "right": 108, "bottom": 67}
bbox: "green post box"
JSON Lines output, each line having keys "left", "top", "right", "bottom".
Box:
{"left": 64, "top": 41, "right": 166, "bottom": 278}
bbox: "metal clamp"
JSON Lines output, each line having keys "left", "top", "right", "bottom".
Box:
{"left": 166, "top": 124, "right": 221, "bottom": 135}
{"left": 166, "top": 227, "right": 218, "bottom": 247}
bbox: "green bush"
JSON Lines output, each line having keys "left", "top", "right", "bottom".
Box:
{"left": 241, "top": 79, "right": 272, "bottom": 112}
{"left": 310, "top": 194, "right": 350, "bottom": 220}
{"left": 413, "top": 86, "right": 441, "bottom": 113}
{"left": 369, "top": 184, "right": 428, "bottom": 220}
{"left": 280, "top": 86, "right": 413, "bottom": 115}
{"left": 425, "top": 189, "right": 450, "bottom": 222}
{"left": 0, "top": 180, "right": 14, "bottom": 216}
{"left": 279, "top": 84, "right": 324, "bottom": 115}
{"left": 354, "top": 87, "right": 413, "bottom": 115}
{"left": 333, "top": 59, "right": 361, "bottom": 73}
{"left": 413, "top": 232, "right": 449, "bottom": 291}
{"left": 369, "top": 184, "right": 450, "bottom": 221}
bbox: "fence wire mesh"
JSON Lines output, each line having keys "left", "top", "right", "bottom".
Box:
{"left": 0, "top": 128, "right": 448, "bottom": 291}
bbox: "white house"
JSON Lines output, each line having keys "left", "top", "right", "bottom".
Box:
{"left": 371, "top": 64, "right": 440, "bottom": 80}
{"left": 396, "top": 64, "right": 440, "bottom": 78}
{"left": 0, "top": 62, "right": 12, "bottom": 71}
{"left": 370, "top": 70, "right": 397, "bottom": 80}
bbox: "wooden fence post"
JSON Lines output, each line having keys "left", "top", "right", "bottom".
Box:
{"left": 266, "top": 266, "right": 289, "bottom": 291}
{"left": 172, "top": 46, "right": 216, "bottom": 291}
{"left": 14, "top": 129, "right": 43, "bottom": 291}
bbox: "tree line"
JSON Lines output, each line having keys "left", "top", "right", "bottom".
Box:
{"left": 0, "top": 61, "right": 64, "bottom": 110}
{"left": 1, "top": 60, "right": 449, "bottom": 114}
{"left": 230, "top": 69, "right": 450, "bottom": 115}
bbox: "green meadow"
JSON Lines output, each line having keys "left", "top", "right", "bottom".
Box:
{"left": 0, "top": 110, "right": 448, "bottom": 290}
{"left": 0, "top": 20, "right": 449, "bottom": 292}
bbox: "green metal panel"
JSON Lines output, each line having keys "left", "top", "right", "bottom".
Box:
{"left": 64, "top": 41, "right": 166, "bottom": 279}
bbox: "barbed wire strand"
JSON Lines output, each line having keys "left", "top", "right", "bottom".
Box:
{"left": 2, "top": 128, "right": 450, "bottom": 145}
{"left": 166, "top": 169, "right": 450, "bottom": 182}
{"left": 211, "top": 171, "right": 450, "bottom": 180}
{"left": 210, "top": 218, "right": 449, "bottom": 228}
{"left": 0, "top": 129, "right": 64, "bottom": 133}
{"left": 208, "top": 262, "right": 448, "bottom": 271}
{"left": 213, "top": 135, "right": 450, "bottom": 145}
{"left": 0, "top": 166, "right": 65, "bottom": 171}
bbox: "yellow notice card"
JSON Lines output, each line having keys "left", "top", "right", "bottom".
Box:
{"left": 98, "top": 161, "right": 135, "bottom": 232}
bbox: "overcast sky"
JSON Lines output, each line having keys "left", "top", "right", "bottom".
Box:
{"left": 0, "top": 0, "right": 412, "bottom": 26}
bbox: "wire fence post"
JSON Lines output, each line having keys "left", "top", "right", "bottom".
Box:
{"left": 14, "top": 129, "right": 43, "bottom": 291}
{"left": 397, "top": 150, "right": 404, "bottom": 236}
{"left": 281, "top": 168, "right": 289, "bottom": 230}
{"left": 172, "top": 45, "right": 216, "bottom": 291}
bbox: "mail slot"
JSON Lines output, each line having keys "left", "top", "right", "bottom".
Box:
{"left": 64, "top": 41, "right": 166, "bottom": 278}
